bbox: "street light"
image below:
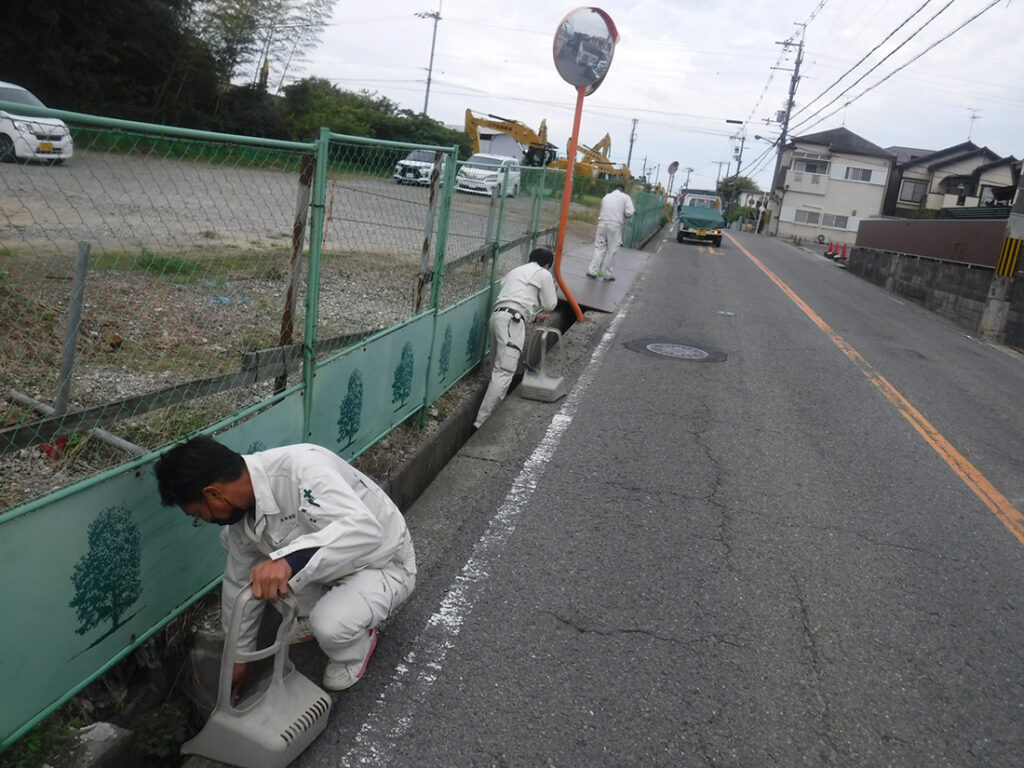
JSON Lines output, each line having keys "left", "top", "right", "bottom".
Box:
{"left": 416, "top": 7, "right": 442, "bottom": 115}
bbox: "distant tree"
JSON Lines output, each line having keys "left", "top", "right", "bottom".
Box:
{"left": 337, "top": 369, "right": 363, "bottom": 448}
{"left": 392, "top": 342, "right": 415, "bottom": 411}
{"left": 438, "top": 325, "right": 452, "bottom": 381}
{"left": 189, "top": 0, "right": 338, "bottom": 95}
{"left": 68, "top": 507, "right": 142, "bottom": 637}
{"left": 717, "top": 174, "right": 759, "bottom": 199}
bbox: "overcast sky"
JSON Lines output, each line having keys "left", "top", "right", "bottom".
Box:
{"left": 292, "top": 0, "right": 1021, "bottom": 193}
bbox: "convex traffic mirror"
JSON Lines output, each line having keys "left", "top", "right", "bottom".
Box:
{"left": 552, "top": 7, "right": 618, "bottom": 94}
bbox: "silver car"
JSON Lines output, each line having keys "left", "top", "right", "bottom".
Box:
{"left": 393, "top": 149, "right": 444, "bottom": 186}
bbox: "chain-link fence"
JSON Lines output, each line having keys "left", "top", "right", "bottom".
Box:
{"left": 0, "top": 101, "right": 667, "bottom": 751}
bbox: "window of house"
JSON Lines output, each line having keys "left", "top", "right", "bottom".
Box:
{"left": 795, "top": 159, "right": 829, "bottom": 175}
{"left": 844, "top": 167, "right": 872, "bottom": 182}
{"left": 794, "top": 209, "right": 820, "bottom": 225}
{"left": 822, "top": 213, "right": 848, "bottom": 228}
{"left": 899, "top": 179, "right": 926, "bottom": 204}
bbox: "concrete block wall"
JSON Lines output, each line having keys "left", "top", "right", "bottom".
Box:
{"left": 847, "top": 247, "right": 1023, "bottom": 347}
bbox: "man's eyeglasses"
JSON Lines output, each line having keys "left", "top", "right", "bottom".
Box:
{"left": 190, "top": 496, "right": 211, "bottom": 527}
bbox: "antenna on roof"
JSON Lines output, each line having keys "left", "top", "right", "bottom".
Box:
{"left": 967, "top": 108, "right": 982, "bottom": 141}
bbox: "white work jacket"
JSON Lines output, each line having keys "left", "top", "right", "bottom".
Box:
{"left": 597, "top": 189, "right": 635, "bottom": 225}
{"left": 493, "top": 262, "right": 557, "bottom": 320}
{"left": 220, "top": 443, "right": 412, "bottom": 650}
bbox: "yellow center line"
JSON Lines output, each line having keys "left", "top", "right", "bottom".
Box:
{"left": 725, "top": 232, "right": 1024, "bottom": 547}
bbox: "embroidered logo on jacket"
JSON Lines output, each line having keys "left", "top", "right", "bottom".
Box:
{"left": 302, "top": 489, "right": 321, "bottom": 507}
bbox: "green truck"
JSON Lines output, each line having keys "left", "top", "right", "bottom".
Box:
{"left": 675, "top": 193, "right": 725, "bottom": 247}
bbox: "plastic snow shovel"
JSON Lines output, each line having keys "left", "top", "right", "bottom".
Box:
{"left": 518, "top": 327, "right": 567, "bottom": 403}
{"left": 181, "top": 584, "right": 332, "bottom": 768}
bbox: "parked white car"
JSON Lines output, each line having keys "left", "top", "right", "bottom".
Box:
{"left": 0, "top": 81, "right": 74, "bottom": 163}
{"left": 455, "top": 153, "right": 521, "bottom": 197}
{"left": 393, "top": 149, "right": 444, "bottom": 185}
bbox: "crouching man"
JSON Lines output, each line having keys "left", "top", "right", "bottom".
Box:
{"left": 154, "top": 436, "right": 416, "bottom": 695}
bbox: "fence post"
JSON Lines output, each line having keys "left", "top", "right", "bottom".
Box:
{"left": 417, "top": 147, "right": 459, "bottom": 426}
{"left": 301, "top": 127, "right": 332, "bottom": 440}
{"left": 529, "top": 168, "right": 544, "bottom": 252}
{"left": 54, "top": 241, "right": 91, "bottom": 416}
{"left": 275, "top": 152, "right": 315, "bottom": 394}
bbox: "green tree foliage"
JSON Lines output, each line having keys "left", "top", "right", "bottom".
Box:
{"left": 438, "top": 325, "right": 453, "bottom": 381}
{"left": 1, "top": 4, "right": 471, "bottom": 149}
{"left": 466, "top": 311, "right": 482, "bottom": 361}
{"left": 337, "top": 369, "right": 363, "bottom": 448}
{"left": 716, "top": 174, "right": 760, "bottom": 198}
{"left": 392, "top": 342, "right": 415, "bottom": 410}
{"left": 278, "top": 79, "right": 471, "bottom": 153}
{"left": 68, "top": 507, "right": 142, "bottom": 636}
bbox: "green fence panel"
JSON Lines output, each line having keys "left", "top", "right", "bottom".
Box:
{"left": 427, "top": 291, "right": 491, "bottom": 405}
{"left": 624, "top": 189, "right": 667, "bottom": 247}
{"left": 0, "top": 103, "right": 583, "bottom": 752}
{"left": 307, "top": 314, "right": 434, "bottom": 458}
{"left": 0, "top": 390, "right": 305, "bottom": 750}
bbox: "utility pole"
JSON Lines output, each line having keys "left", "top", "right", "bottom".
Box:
{"left": 416, "top": 5, "right": 442, "bottom": 115}
{"left": 733, "top": 134, "right": 746, "bottom": 178}
{"left": 626, "top": 118, "right": 638, "bottom": 170}
{"left": 712, "top": 161, "right": 728, "bottom": 188}
{"left": 684, "top": 166, "right": 694, "bottom": 192}
{"left": 768, "top": 27, "right": 804, "bottom": 235}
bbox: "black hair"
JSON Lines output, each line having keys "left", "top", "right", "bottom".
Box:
{"left": 528, "top": 247, "right": 555, "bottom": 268}
{"left": 613, "top": 184, "right": 625, "bottom": 192}
{"left": 154, "top": 435, "right": 246, "bottom": 506}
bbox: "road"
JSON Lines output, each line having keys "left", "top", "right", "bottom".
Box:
{"left": 293, "top": 228, "right": 1024, "bottom": 767}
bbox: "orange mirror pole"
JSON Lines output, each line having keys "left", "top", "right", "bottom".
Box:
{"left": 553, "top": 85, "right": 587, "bottom": 323}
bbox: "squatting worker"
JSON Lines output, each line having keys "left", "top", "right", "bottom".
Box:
{"left": 473, "top": 247, "right": 558, "bottom": 429}
{"left": 587, "top": 184, "right": 635, "bottom": 281}
{"left": 154, "top": 436, "right": 416, "bottom": 696}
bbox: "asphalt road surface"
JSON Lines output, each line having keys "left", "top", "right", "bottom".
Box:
{"left": 290, "top": 228, "right": 1024, "bottom": 767}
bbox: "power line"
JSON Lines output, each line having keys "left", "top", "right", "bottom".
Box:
{"left": 791, "top": 0, "right": 1003, "bottom": 136}
{"left": 789, "top": 0, "right": 962, "bottom": 134}
{"left": 790, "top": 0, "right": 939, "bottom": 122}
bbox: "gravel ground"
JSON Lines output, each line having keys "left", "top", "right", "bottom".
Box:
{"left": 0, "top": 217, "right": 594, "bottom": 513}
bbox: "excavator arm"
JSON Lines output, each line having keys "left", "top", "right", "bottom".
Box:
{"left": 464, "top": 109, "right": 558, "bottom": 167}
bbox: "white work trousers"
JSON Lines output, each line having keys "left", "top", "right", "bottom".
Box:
{"left": 589, "top": 221, "right": 625, "bottom": 277}
{"left": 304, "top": 534, "right": 416, "bottom": 665}
{"left": 475, "top": 309, "right": 526, "bottom": 427}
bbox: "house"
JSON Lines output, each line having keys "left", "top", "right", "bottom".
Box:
{"left": 882, "top": 141, "right": 1020, "bottom": 216}
{"left": 769, "top": 127, "right": 894, "bottom": 245}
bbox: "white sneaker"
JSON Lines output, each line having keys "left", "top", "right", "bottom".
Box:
{"left": 322, "top": 629, "right": 377, "bottom": 691}
{"left": 291, "top": 617, "right": 315, "bottom": 644}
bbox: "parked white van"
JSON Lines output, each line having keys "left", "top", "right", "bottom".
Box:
{"left": 0, "top": 81, "right": 74, "bottom": 163}
{"left": 455, "top": 153, "right": 521, "bottom": 197}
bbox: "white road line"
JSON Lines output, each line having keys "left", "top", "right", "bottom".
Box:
{"left": 343, "top": 300, "right": 634, "bottom": 766}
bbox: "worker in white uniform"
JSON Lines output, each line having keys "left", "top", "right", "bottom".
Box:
{"left": 588, "top": 184, "right": 635, "bottom": 280}
{"left": 473, "top": 247, "right": 558, "bottom": 429}
{"left": 155, "top": 436, "right": 416, "bottom": 695}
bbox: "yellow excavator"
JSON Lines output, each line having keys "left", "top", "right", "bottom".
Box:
{"left": 549, "top": 133, "right": 631, "bottom": 179}
{"left": 464, "top": 109, "right": 558, "bottom": 167}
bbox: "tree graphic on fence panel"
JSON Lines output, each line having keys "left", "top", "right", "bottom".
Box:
{"left": 68, "top": 506, "right": 142, "bottom": 638}
{"left": 465, "top": 310, "right": 482, "bottom": 361}
{"left": 392, "top": 342, "right": 415, "bottom": 411}
{"left": 438, "top": 325, "right": 452, "bottom": 381}
{"left": 337, "top": 369, "right": 364, "bottom": 448}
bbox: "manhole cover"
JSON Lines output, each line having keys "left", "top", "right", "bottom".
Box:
{"left": 625, "top": 339, "right": 727, "bottom": 362}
